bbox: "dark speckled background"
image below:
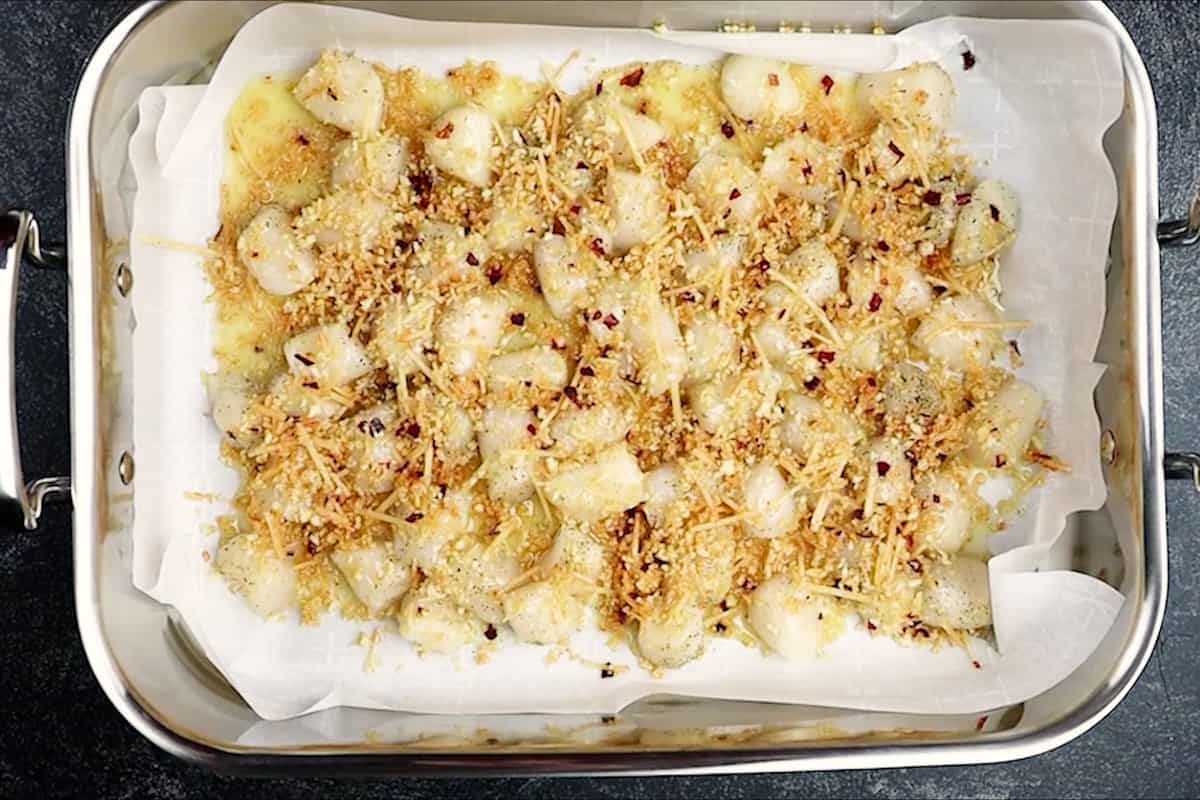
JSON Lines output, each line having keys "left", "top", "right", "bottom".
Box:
{"left": 0, "top": 1, "right": 1197, "bottom": 797}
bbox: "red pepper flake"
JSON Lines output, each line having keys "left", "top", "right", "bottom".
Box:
{"left": 720, "top": 120, "right": 735, "bottom": 139}
{"left": 728, "top": 187, "right": 742, "bottom": 201}
{"left": 767, "top": 72, "right": 780, "bottom": 87}
{"left": 595, "top": 82, "right": 603, "bottom": 96}
{"left": 552, "top": 217, "right": 566, "bottom": 236}
{"left": 972, "top": 660, "right": 982, "bottom": 670}
{"left": 989, "top": 203, "right": 1001, "bottom": 222}
{"left": 563, "top": 385, "right": 581, "bottom": 405}
{"left": 293, "top": 353, "right": 315, "bottom": 367}
{"left": 907, "top": 558, "right": 923, "bottom": 574}
{"left": 876, "top": 461, "right": 891, "bottom": 477}
{"left": 410, "top": 170, "right": 434, "bottom": 209}
{"left": 367, "top": 417, "right": 386, "bottom": 436}
{"left": 932, "top": 493, "right": 942, "bottom": 504}
{"left": 295, "top": 132, "right": 310, "bottom": 146}
{"left": 326, "top": 87, "right": 338, "bottom": 101}
{"left": 619, "top": 67, "right": 644, "bottom": 87}
{"left": 816, "top": 350, "right": 836, "bottom": 364}
{"left": 486, "top": 263, "right": 503, "bottom": 285}
{"left": 404, "top": 421, "right": 421, "bottom": 438}
{"left": 306, "top": 537, "right": 319, "bottom": 555}
{"left": 820, "top": 74, "right": 835, "bottom": 94}
{"left": 867, "top": 620, "right": 877, "bottom": 631}
{"left": 569, "top": 203, "right": 581, "bottom": 215}
{"left": 876, "top": 239, "right": 890, "bottom": 251}
{"left": 405, "top": 512, "right": 424, "bottom": 523}
{"left": 800, "top": 161, "right": 813, "bottom": 178}
{"left": 465, "top": 252, "right": 479, "bottom": 266}
{"left": 756, "top": 258, "right": 770, "bottom": 272}
{"left": 800, "top": 121, "right": 808, "bottom": 133}
{"left": 866, "top": 376, "right": 876, "bottom": 387}
{"left": 525, "top": 423, "right": 537, "bottom": 436}
{"left": 887, "top": 140, "right": 905, "bottom": 161}
{"left": 679, "top": 290, "right": 696, "bottom": 303}
{"left": 434, "top": 121, "right": 455, "bottom": 139}
{"left": 955, "top": 192, "right": 972, "bottom": 206}
{"left": 804, "top": 376, "right": 821, "bottom": 391}
{"left": 510, "top": 312, "right": 526, "bottom": 326}
{"left": 580, "top": 365, "right": 595, "bottom": 377}
{"left": 714, "top": 621, "right": 727, "bottom": 633}
{"left": 868, "top": 292, "right": 883, "bottom": 312}
{"left": 600, "top": 666, "right": 616, "bottom": 679}
{"left": 962, "top": 50, "right": 977, "bottom": 71}
{"left": 483, "top": 623, "right": 498, "bottom": 641}
{"left": 589, "top": 237, "right": 606, "bottom": 256}
{"left": 602, "top": 312, "right": 619, "bottom": 329}
{"left": 590, "top": 310, "right": 603, "bottom": 321}
{"left": 922, "top": 190, "right": 943, "bottom": 206}
{"left": 932, "top": 284, "right": 948, "bottom": 297}
{"left": 976, "top": 715, "right": 988, "bottom": 731}
{"left": 301, "top": 380, "right": 319, "bottom": 389}
{"left": 995, "top": 454, "right": 1008, "bottom": 468}
{"left": 1009, "top": 339, "right": 1022, "bottom": 357}
{"left": 575, "top": 160, "right": 588, "bottom": 170}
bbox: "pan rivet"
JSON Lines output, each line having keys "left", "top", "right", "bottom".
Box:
{"left": 119, "top": 451, "right": 135, "bottom": 485}
{"left": 115, "top": 262, "right": 133, "bottom": 296}
{"left": 1101, "top": 430, "right": 1117, "bottom": 465}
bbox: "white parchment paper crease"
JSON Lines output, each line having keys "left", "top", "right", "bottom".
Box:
{"left": 128, "top": 4, "right": 1124, "bottom": 720}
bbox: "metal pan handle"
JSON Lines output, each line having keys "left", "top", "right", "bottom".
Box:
{"left": 1160, "top": 184, "right": 1200, "bottom": 491}
{"left": 0, "top": 209, "right": 70, "bottom": 529}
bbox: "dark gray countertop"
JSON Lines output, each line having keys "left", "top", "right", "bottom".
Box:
{"left": 1, "top": 1, "right": 1197, "bottom": 797}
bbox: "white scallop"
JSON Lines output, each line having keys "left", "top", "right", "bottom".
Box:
{"left": 268, "top": 373, "right": 346, "bottom": 421}
{"left": 424, "top": 105, "right": 496, "bottom": 187}
{"left": 856, "top": 62, "right": 955, "bottom": 133}
{"left": 236, "top": 206, "right": 317, "bottom": 296}
{"left": 868, "top": 122, "right": 934, "bottom": 188}
{"left": 720, "top": 55, "right": 802, "bottom": 121}
{"left": 539, "top": 520, "right": 608, "bottom": 587}
{"left": 576, "top": 95, "right": 666, "bottom": 165}
{"left": 913, "top": 295, "right": 1003, "bottom": 372}
{"left": 488, "top": 201, "right": 545, "bottom": 255}
{"left": 532, "top": 234, "right": 593, "bottom": 320}
{"left": 748, "top": 575, "right": 827, "bottom": 660}
{"left": 346, "top": 404, "right": 401, "bottom": 495}
{"left": 965, "top": 379, "right": 1044, "bottom": 469}
{"left": 435, "top": 293, "right": 507, "bottom": 375}
{"left": 293, "top": 50, "right": 384, "bottom": 135}
{"left": 894, "top": 264, "right": 933, "bottom": 316}
{"left": 950, "top": 179, "right": 1019, "bottom": 266}
{"left": 919, "top": 473, "right": 973, "bottom": 554}
{"left": 686, "top": 372, "right": 756, "bottom": 436}
{"left": 686, "top": 150, "right": 760, "bottom": 224}
{"left": 627, "top": 291, "right": 688, "bottom": 395}
{"left": 785, "top": 239, "right": 840, "bottom": 305}
{"left": 544, "top": 445, "right": 647, "bottom": 522}
{"left": 503, "top": 581, "right": 583, "bottom": 645}
{"left": 284, "top": 323, "right": 374, "bottom": 386}
{"left": 549, "top": 405, "right": 631, "bottom": 455}
{"left": 331, "top": 134, "right": 407, "bottom": 192}
{"left": 440, "top": 540, "right": 521, "bottom": 624}
{"left": 637, "top": 602, "right": 706, "bottom": 668}
{"left": 760, "top": 133, "right": 841, "bottom": 204}
{"left": 606, "top": 169, "right": 667, "bottom": 255}
{"left": 396, "top": 582, "right": 481, "bottom": 654}
{"left": 683, "top": 310, "right": 737, "bottom": 386}
{"left": 922, "top": 557, "right": 992, "bottom": 630}
{"left": 642, "top": 463, "right": 682, "bottom": 528}
{"left": 371, "top": 296, "right": 434, "bottom": 385}
{"left": 216, "top": 534, "right": 297, "bottom": 618}
{"left": 753, "top": 319, "right": 811, "bottom": 375}
{"left": 413, "top": 221, "right": 491, "bottom": 284}
{"left": 867, "top": 437, "right": 913, "bottom": 507}
{"left": 683, "top": 234, "right": 745, "bottom": 286}
{"left": 844, "top": 329, "right": 883, "bottom": 372}
{"left": 298, "top": 188, "right": 390, "bottom": 252}
{"left": 743, "top": 463, "right": 797, "bottom": 539}
{"left": 330, "top": 539, "right": 412, "bottom": 615}
{"left": 779, "top": 392, "right": 863, "bottom": 458}
{"left": 488, "top": 345, "right": 569, "bottom": 389}
{"left": 205, "top": 372, "right": 257, "bottom": 448}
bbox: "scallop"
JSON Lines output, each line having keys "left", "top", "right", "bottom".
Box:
{"left": 396, "top": 491, "right": 479, "bottom": 572}
{"left": 784, "top": 239, "right": 840, "bottom": 306}
{"left": 720, "top": 55, "right": 802, "bottom": 121}
{"left": 205, "top": 372, "right": 257, "bottom": 448}
{"left": 894, "top": 263, "right": 933, "bottom": 316}
{"left": 856, "top": 62, "right": 955, "bottom": 133}
{"left": 549, "top": 405, "right": 631, "bottom": 455}
{"left": 433, "top": 397, "right": 477, "bottom": 463}
{"left": 424, "top": 105, "right": 496, "bottom": 187}
{"left": 488, "top": 200, "right": 545, "bottom": 255}
{"left": 641, "top": 463, "right": 682, "bottom": 528}
{"left": 539, "top": 520, "right": 608, "bottom": 587}
{"left": 637, "top": 602, "right": 706, "bottom": 668}
{"left": 950, "top": 179, "right": 1019, "bottom": 266}
{"left": 544, "top": 445, "right": 647, "bottom": 522}
{"left": 440, "top": 539, "right": 521, "bottom": 624}
{"left": 346, "top": 404, "right": 401, "bottom": 495}
{"left": 683, "top": 310, "right": 737, "bottom": 386}
{"left": 435, "top": 293, "right": 508, "bottom": 375}
{"left": 216, "top": 534, "right": 297, "bottom": 618}
{"left": 913, "top": 295, "right": 1004, "bottom": 372}
{"left": 778, "top": 392, "right": 863, "bottom": 458}
{"left": 760, "top": 133, "right": 841, "bottom": 204}
{"left": 965, "top": 379, "right": 1044, "bottom": 469}
{"left": 488, "top": 345, "right": 569, "bottom": 389}
{"left": 753, "top": 319, "right": 813, "bottom": 375}
{"left": 284, "top": 323, "right": 374, "bottom": 386}
{"left": 396, "top": 581, "right": 481, "bottom": 654}
{"left": 866, "top": 437, "right": 913, "bottom": 507}
{"left": 626, "top": 291, "right": 688, "bottom": 395}
{"left": 922, "top": 557, "right": 992, "bottom": 630}
{"left": 686, "top": 150, "right": 760, "bottom": 224}
{"left": 236, "top": 206, "right": 317, "bottom": 296}
{"left": 918, "top": 473, "right": 973, "bottom": 554}
{"left": 606, "top": 168, "right": 667, "bottom": 255}
{"left": 504, "top": 581, "right": 584, "bottom": 645}
{"left": 683, "top": 234, "right": 745, "bottom": 286}
{"left": 301, "top": 189, "right": 391, "bottom": 253}
{"left": 331, "top": 134, "right": 407, "bottom": 192}
{"left": 479, "top": 406, "right": 538, "bottom": 504}
{"left": 293, "top": 49, "right": 384, "bottom": 135}
{"left": 686, "top": 372, "right": 756, "bottom": 436}
{"left": 576, "top": 95, "right": 666, "bottom": 165}
{"left": 844, "top": 329, "right": 883, "bottom": 372}
{"left": 371, "top": 295, "right": 434, "bottom": 385}
{"left": 330, "top": 539, "right": 412, "bottom": 615}
{"left": 868, "top": 121, "right": 934, "bottom": 188}
{"left": 748, "top": 575, "right": 828, "bottom": 660}
{"left": 532, "top": 234, "right": 594, "bottom": 319}
{"left": 743, "top": 463, "right": 797, "bottom": 539}
{"left": 413, "top": 221, "right": 491, "bottom": 284}
{"left": 881, "top": 362, "right": 943, "bottom": 419}
{"left": 268, "top": 373, "right": 346, "bottom": 421}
